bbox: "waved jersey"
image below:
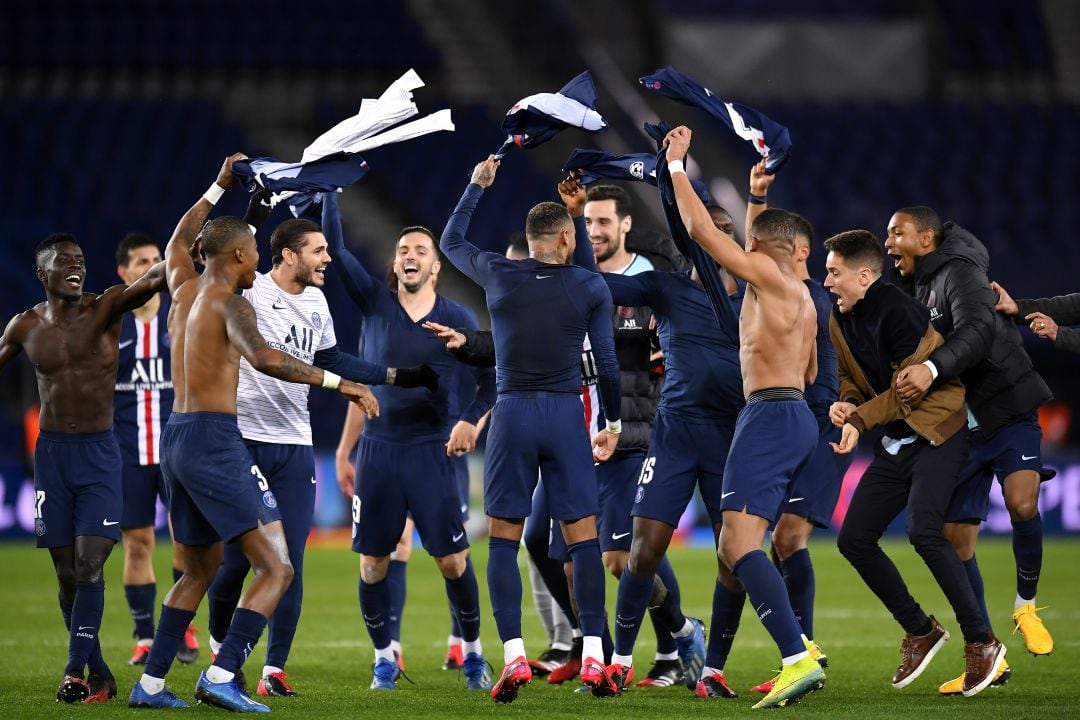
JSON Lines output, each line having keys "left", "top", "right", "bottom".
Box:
{"left": 114, "top": 300, "right": 173, "bottom": 465}
{"left": 804, "top": 278, "right": 840, "bottom": 419}
{"left": 237, "top": 272, "right": 336, "bottom": 445}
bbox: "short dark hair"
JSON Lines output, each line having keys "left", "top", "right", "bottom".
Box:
{"left": 823, "top": 230, "right": 884, "bottom": 276}
{"left": 705, "top": 204, "right": 732, "bottom": 219}
{"left": 895, "top": 206, "right": 943, "bottom": 247}
{"left": 115, "top": 232, "right": 157, "bottom": 266}
{"left": 790, "top": 213, "right": 814, "bottom": 246}
{"left": 36, "top": 233, "right": 79, "bottom": 268}
{"left": 749, "top": 208, "right": 798, "bottom": 251}
{"left": 199, "top": 217, "right": 251, "bottom": 257}
{"left": 586, "top": 184, "right": 632, "bottom": 219}
{"left": 525, "top": 202, "right": 572, "bottom": 239}
{"left": 270, "top": 219, "right": 321, "bottom": 265}
{"left": 506, "top": 231, "right": 528, "bottom": 257}
{"left": 398, "top": 225, "right": 438, "bottom": 249}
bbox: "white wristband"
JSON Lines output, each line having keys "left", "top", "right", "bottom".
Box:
{"left": 921, "top": 360, "right": 939, "bottom": 381}
{"left": 321, "top": 371, "right": 342, "bottom": 390}
{"left": 203, "top": 183, "right": 225, "bottom": 206}
{"left": 668, "top": 160, "right": 686, "bottom": 176}
{"left": 606, "top": 419, "right": 622, "bottom": 435}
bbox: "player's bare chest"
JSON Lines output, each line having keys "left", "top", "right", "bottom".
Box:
{"left": 27, "top": 315, "right": 116, "bottom": 373}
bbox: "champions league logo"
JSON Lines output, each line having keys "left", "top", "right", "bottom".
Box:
{"left": 629, "top": 161, "right": 645, "bottom": 180}
{"left": 263, "top": 491, "right": 278, "bottom": 509}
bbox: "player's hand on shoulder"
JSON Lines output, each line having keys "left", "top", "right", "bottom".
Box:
{"left": 663, "top": 125, "right": 692, "bottom": 163}
{"left": 423, "top": 321, "right": 466, "bottom": 349}
{"left": 446, "top": 420, "right": 478, "bottom": 457}
{"left": 340, "top": 380, "right": 379, "bottom": 417}
{"left": 991, "top": 281, "right": 1018, "bottom": 316}
{"left": 470, "top": 155, "right": 500, "bottom": 189}
{"left": 591, "top": 429, "right": 619, "bottom": 463}
{"left": 216, "top": 152, "right": 248, "bottom": 189}
{"left": 558, "top": 174, "right": 587, "bottom": 218}
{"left": 829, "top": 401, "right": 856, "bottom": 428}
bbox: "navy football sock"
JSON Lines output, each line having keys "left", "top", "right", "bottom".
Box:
{"left": 387, "top": 559, "right": 407, "bottom": 643}
{"left": 1012, "top": 514, "right": 1043, "bottom": 601}
{"left": 732, "top": 550, "right": 805, "bottom": 659}
{"left": 567, "top": 539, "right": 606, "bottom": 639}
{"left": 780, "top": 548, "right": 816, "bottom": 640}
{"left": 705, "top": 579, "right": 746, "bottom": 670}
{"left": 66, "top": 581, "right": 105, "bottom": 677}
{"left": 359, "top": 577, "right": 394, "bottom": 651}
{"left": 125, "top": 583, "right": 157, "bottom": 641}
{"left": 613, "top": 568, "right": 654, "bottom": 658}
{"left": 650, "top": 557, "right": 680, "bottom": 655}
{"left": 144, "top": 605, "right": 195, "bottom": 680}
{"left": 487, "top": 537, "right": 523, "bottom": 642}
{"left": 445, "top": 556, "right": 481, "bottom": 643}
{"left": 214, "top": 607, "right": 267, "bottom": 674}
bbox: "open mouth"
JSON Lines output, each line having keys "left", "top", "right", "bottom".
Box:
{"left": 888, "top": 253, "right": 903, "bottom": 269}
{"left": 64, "top": 273, "right": 83, "bottom": 289}
{"left": 313, "top": 266, "right": 326, "bottom": 280}
{"left": 402, "top": 262, "right": 419, "bottom": 280}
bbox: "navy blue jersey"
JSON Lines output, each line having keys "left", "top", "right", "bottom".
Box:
{"left": 804, "top": 278, "right": 840, "bottom": 419}
{"left": 439, "top": 184, "right": 621, "bottom": 417}
{"left": 113, "top": 298, "right": 173, "bottom": 466}
{"left": 322, "top": 196, "right": 495, "bottom": 445}
{"left": 602, "top": 271, "right": 744, "bottom": 424}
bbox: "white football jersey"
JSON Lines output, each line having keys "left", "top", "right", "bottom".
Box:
{"left": 237, "top": 272, "right": 336, "bottom": 445}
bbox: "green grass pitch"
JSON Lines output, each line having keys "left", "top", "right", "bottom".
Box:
{"left": 0, "top": 537, "right": 1073, "bottom": 719}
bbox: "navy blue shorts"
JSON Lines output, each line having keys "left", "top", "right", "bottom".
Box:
{"left": 783, "top": 417, "right": 854, "bottom": 528}
{"left": 945, "top": 413, "right": 1056, "bottom": 523}
{"left": 451, "top": 455, "right": 470, "bottom": 522}
{"left": 161, "top": 413, "right": 281, "bottom": 546}
{"left": 484, "top": 393, "right": 598, "bottom": 522}
{"left": 351, "top": 435, "right": 467, "bottom": 558}
{"left": 598, "top": 452, "right": 645, "bottom": 552}
{"left": 33, "top": 429, "right": 122, "bottom": 548}
{"left": 721, "top": 397, "right": 817, "bottom": 523}
{"left": 246, "top": 441, "right": 317, "bottom": 551}
{"left": 120, "top": 463, "right": 168, "bottom": 530}
{"left": 632, "top": 412, "right": 735, "bottom": 528}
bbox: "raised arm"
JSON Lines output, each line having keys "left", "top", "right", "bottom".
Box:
{"left": 438, "top": 157, "right": 503, "bottom": 287}
{"left": 745, "top": 158, "right": 774, "bottom": 240}
{"left": 166, "top": 153, "right": 245, "bottom": 293}
{"left": 224, "top": 294, "right": 379, "bottom": 415}
{"left": 557, "top": 176, "right": 599, "bottom": 272}
{"left": 97, "top": 261, "right": 167, "bottom": 318}
{"left": 321, "top": 191, "right": 385, "bottom": 316}
{"left": 664, "top": 126, "right": 784, "bottom": 291}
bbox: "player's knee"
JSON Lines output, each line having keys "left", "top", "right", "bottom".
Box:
{"left": 627, "top": 545, "right": 661, "bottom": 578}
{"left": 435, "top": 551, "right": 467, "bottom": 579}
{"left": 770, "top": 532, "right": 803, "bottom": 561}
{"left": 360, "top": 556, "right": 389, "bottom": 584}
{"left": 55, "top": 565, "right": 77, "bottom": 600}
{"left": 73, "top": 550, "right": 109, "bottom": 584}
{"left": 1006, "top": 495, "right": 1039, "bottom": 522}
{"left": 123, "top": 530, "right": 155, "bottom": 564}
{"left": 602, "top": 551, "right": 626, "bottom": 578}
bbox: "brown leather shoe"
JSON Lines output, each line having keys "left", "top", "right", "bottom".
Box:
{"left": 892, "top": 616, "right": 949, "bottom": 689}
{"left": 962, "top": 634, "right": 1006, "bottom": 697}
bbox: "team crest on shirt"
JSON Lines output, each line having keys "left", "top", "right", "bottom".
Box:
{"left": 635, "top": 486, "right": 645, "bottom": 504}
{"left": 263, "top": 491, "right": 278, "bottom": 509}
{"left": 35, "top": 518, "right": 46, "bottom": 537}
{"left": 311, "top": 312, "right": 323, "bottom": 330}
{"left": 161, "top": 333, "right": 170, "bottom": 348}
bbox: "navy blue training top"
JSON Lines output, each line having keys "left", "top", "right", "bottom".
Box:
{"left": 804, "top": 278, "right": 840, "bottom": 420}
{"left": 439, "top": 183, "right": 621, "bottom": 419}
{"left": 323, "top": 193, "right": 496, "bottom": 444}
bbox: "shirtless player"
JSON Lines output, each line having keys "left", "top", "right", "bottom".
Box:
{"left": 663, "top": 126, "right": 824, "bottom": 709}
{"left": 128, "top": 154, "right": 377, "bottom": 712}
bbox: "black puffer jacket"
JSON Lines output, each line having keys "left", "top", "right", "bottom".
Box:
{"left": 903, "top": 222, "right": 1052, "bottom": 434}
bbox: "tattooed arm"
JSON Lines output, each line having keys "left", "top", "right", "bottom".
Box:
{"left": 166, "top": 153, "right": 246, "bottom": 294}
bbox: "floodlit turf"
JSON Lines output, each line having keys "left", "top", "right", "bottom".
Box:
{"left": 0, "top": 537, "right": 1074, "bottom": 718}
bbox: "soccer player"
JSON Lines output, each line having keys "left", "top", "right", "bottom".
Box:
{"left": 743, "top": 162, "right": 851, "bottom": 694}
{"left": 127, "top": 154, "right": 377, "bottom": 711}
{"left": 206, "top": 203, "right": 436, "bottom": 697}
{"left": 824, "top": 229, "right": 1005, "bottom": 697}
{"left": 664, "top": 126, "right": 823, "bottom": 709}
{"left": 323, "top": 191, "right": 495, "bottom": 692}
{"left": 439, "top": 155, "right": 622, "bottom": 703}
{"left": 0, "top": 231, "right": 166, "bottom": 703}
{"left": 557, "top": 175, "right": 740, "bottom": 698}
{"left": 113, "top": 233, "right": 200, "bottom": 669}
{"left": 993, "top": 281, "right": 1080, "bottom": 353}
{"left": 885, "top": 208, "right": 1054, "bottom": 682}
